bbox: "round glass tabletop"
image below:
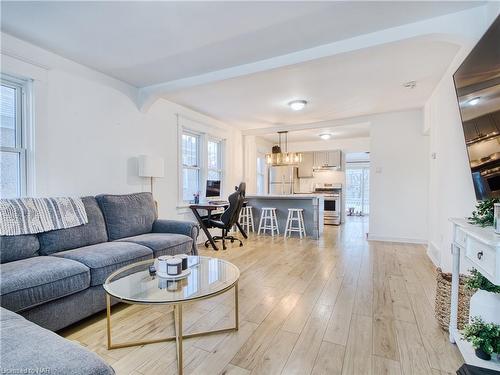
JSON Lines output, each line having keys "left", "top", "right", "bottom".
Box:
{"left": 103, "top": 256, "right": 240, "bottom": 304}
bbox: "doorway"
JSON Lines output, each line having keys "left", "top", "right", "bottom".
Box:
{"left": 345, "top": 153, "right": 370, "bottom": 216}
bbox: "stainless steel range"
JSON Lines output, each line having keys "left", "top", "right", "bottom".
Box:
{"left": 314, "top": 183, "right": 342, "bottom": 225}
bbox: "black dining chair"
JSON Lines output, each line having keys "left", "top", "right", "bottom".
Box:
{"left": 203, "top": 190, "right": 245, "bottom": 250}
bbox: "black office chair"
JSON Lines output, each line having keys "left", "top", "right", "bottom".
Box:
{"left": 236, "top": 182, "right": 246, "bottom": 197}
{"left": 203, "top": 190, "right": 245, "bottom": 250}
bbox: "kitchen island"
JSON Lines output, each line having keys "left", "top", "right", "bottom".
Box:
{"left": 245, "top": 194, "right": 324, "bottom": 239}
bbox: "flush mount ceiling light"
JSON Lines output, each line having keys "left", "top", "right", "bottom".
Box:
{"left": 319, "top": 133, "right": 332, "bottom": 140}
{"left": 403, "top": 80, "right": 417, "bottom": 89}
{"left": 467, "top": 97, "right": 481, "bottom": 106}
{"left": 288, "top": 100, "right": 307, "bottom": 111}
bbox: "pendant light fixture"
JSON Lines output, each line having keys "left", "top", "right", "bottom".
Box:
{"left": 265, "top": 131, "right": 303, "bottom": 165}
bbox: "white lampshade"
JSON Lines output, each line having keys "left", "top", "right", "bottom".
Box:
{"left": 138, "top": 155, "right": 164, "bottom": 178}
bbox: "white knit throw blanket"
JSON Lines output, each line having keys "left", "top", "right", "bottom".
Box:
{"left": 0, "top": 197, "right": 88, "bottom": 236}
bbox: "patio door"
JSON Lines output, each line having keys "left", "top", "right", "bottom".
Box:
{"left": 345, "top": 164, "right": 370, "bottom": 215}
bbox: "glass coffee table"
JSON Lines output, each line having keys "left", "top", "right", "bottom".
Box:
{"left": 103, "top": 256, "right": 240, "bottom": 375}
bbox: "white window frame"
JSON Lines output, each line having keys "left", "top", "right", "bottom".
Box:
{"left": 1, "top": 74, "right": 31, "bottom": 198}
{"left": 180, "top": 129, "right": 201, "bottom": 203}
{"left": 178, "top": 123, "right": 226, "bottom": 206}
{"left": 206, "top": 136, "right": 224, "bottom": 187}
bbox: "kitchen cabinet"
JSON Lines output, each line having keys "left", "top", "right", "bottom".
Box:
{"left": 298, "top": 152, "right": 314, "bottom": 178}
{"left": 327, "top": 150, "right": 341, "bottom": 167}
{"left": 313, "top": 150, "right": 342, "bottom": 169}
{"left": 313, "top": 151, "right": 328, "bottom": 168}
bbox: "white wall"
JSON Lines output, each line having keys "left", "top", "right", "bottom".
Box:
{"left": 425, "top": 5, "right": 500, "bottom": 270}
{"left": 368, "top": 109, "right": 429, "bottom": 243}
{"left": 243, "top": 135, "right": 273, "bottom": 194}
{"left": 0, "top": 33, "right": 243, "bottom": 223}
{"left": 425, "top": 73, "right": 477, "bottom": 269}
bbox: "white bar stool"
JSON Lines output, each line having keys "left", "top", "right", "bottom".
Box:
{"left": 239, "top": 205, "right": 255, "bottom": 233}
{"left": 258, "top": 207, "right": 279, "bottom": 236}
{"left": 284, "top": 208, "right": 306, "bottom": 238}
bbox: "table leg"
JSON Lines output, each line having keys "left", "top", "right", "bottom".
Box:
{"left": 191, "top": 207, "right": 218, "bottom": 250}
{"left": 175, "top": 304, "right": 184, "bottom": 374}
{"left": 449, "top": 243, "right": 460, "bottom": 343}
{"left": 106, "top": 294, "right": 112, "bottom": 349}
{"left": 234, "top": 281, "right": 239, "bottom": 330}
{"left": 236, "top": 222, "right": 248, "bottom": 239}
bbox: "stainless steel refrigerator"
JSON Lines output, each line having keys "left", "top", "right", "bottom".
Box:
{"left": 269, "top": 166, "right": 299, "bottom": 195}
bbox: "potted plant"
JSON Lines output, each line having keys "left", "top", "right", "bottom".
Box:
{"left": 462, "top": 317, "right": 500, "bottom": 360}
{"left": 469, "top": 198, "right": 500, "bottom": 227}
{"left": 465, "top": 269, "right": 500, "bottom": 325}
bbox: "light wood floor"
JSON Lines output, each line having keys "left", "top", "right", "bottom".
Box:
{"left": 61, "top": 217, "right": 463, "bottom": 375}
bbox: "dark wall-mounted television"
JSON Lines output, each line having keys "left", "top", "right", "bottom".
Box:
{"left": 453, "top": 15, "right": 500, "bottom": 200}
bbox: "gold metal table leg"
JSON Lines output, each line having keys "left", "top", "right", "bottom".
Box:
{"left": 175, "top": 304, "right": 183, "bottom": 375}
{"left": 234, "top": 281, "right": 239, "bottom": 331}
{"left": 105, "top": 281, "right": 239, "bottom": 374}
{"left": 106, "top": 294, "right": 112, "bottom": 349}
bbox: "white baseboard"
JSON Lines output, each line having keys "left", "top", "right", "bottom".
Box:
{"left": 426, "top": 241, "right": 441, "bottom": 267}
{"left": 367, "top": 233, "right": 428, "bottom": 245}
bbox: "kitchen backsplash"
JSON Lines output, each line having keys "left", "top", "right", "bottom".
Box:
{"left": 298, "top": 170, "right": 345, "bottom": 193}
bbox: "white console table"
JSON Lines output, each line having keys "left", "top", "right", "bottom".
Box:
{"left": 449, "top": 218, "right": 500, "bottom": 370}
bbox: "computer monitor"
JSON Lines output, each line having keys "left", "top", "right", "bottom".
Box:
{"left": 206, "top": 180, "right": 221, "bottom": 198}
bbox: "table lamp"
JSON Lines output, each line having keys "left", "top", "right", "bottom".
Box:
{"left": 138, "top": 155, "right": 164, "bottom": 196}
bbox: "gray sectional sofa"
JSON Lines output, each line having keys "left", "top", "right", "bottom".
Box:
{"left": 0, "top": 192, "right": 199, "bottom": 331}
{"left": 1, "top": 306, "right": 115, "bottom": 374}
{"left": 0, "top": 192, "right": 201, "bottom": 374}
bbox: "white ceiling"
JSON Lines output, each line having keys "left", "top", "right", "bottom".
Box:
{"left": 259, "top": 123, "right": 371, "bottom": 143}
{"left": 165, "top": 38, "right": 460, "bottom": 129}
{"left": 0, "top": 1, "right": 482, "bottom": 87}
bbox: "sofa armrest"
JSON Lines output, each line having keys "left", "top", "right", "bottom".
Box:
{"left": 152, "top": 219, "right": 200, "bottom": 255}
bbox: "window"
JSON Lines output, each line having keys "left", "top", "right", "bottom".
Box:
{"left": 181, "top": 132, "right": 200, "bottom": 202}
{"left": 207, "top": 139, "right": 222, "bottom": 181}
{"left": 256, "top": 156, "right": 266, "bottom": 194}
{"left": 1, "top": 76, "right": 27, "bottom": 198}
{"left": 179, "top": 127, "right": 225, "bottom": 204}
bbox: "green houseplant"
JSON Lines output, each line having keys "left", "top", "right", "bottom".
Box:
{"left": 465, "top": 269, "right": 500, "bottom": 293}
{"left": 464, "top": 269, "right": 500, "bottom": 327}
{"left": 469, "top": 198, "right": 500, "bottom": 227}
{"left": 462, "top": 317, "right": 500, "bottom": 360}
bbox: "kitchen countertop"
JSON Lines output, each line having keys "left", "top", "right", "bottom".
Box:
{"left": 245, "top": 194, "right": 324, "bottom": 199}
{"left": 244, "top": 194, "right": 324, "bottom": 239}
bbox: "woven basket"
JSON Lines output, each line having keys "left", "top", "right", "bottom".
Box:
{"left": 434, "top": 268, "right": 474, "bottom": 331}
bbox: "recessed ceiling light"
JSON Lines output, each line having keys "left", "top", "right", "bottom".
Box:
{"left": 288, "top": 100, "right": 307, "bottom": 111}
{"left": 467, "top": 97, "right": 481, "bottom": 106}
{"left": 319, "top": 133, "right": 332, "bottom": 140}
{"left": 403, "top": 81, "right": 417, "bottom": 89}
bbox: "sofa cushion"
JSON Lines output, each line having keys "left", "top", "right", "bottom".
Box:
{"left": 0, "top": 234, "right": 39, "bottom": 263}
{"left": 0, "top": 307, "right": 115, "bottom": 375}
{"left": 0, "top": 256, "right": 90, "bottom": 312}
{"left": 53, "top": 241, "right": 153, "bottom": 286}
{"left": 117, "top": 233, "right": 193, "bottom": 257}
{"left": 152, "top": 219, "right": 200, "bottom": 255}
{"left": 38, "top": 196, "right": 108, "bottom": 255}
{"left": 96, "top": 192, "right": 157, "bottom": 241}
